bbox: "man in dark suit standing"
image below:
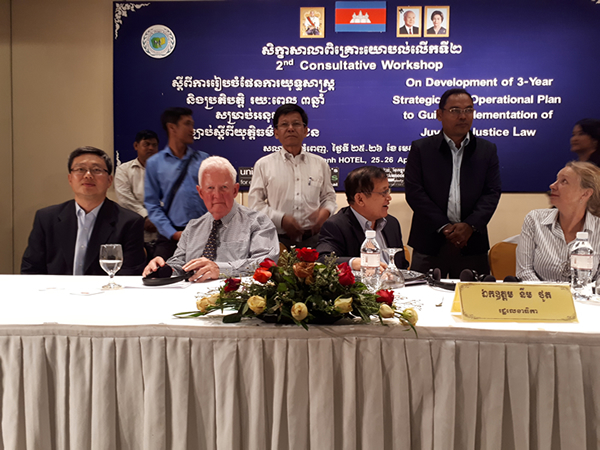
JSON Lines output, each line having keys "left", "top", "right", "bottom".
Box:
{"left": 317, "top": 166, "right": 409, "bottom": 270}
{"left": 22, "top": 147, "right": 145, "bottom": 275}
{"left": 405, "top": 88, "right": 501, "bottom": 278}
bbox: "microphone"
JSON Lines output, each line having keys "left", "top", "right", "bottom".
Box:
{"left": 459, "top": 269, "right": 497, "bottom": 283}
{"left": 503, "top": 275, "right": 521, "bottom": 283}
{"left": 426, "top": 268, "right": 456, "bottom": 291}
{"left": 427, "top": 268, "right": 499, "bottom": 291}
{"left": 145, "top": 263, "right": 174, "bottom": 279}
{"left": 142, "top": 264, "right": 195, "bottom": 286}
{"left": 459, "top": 268, "right": 475, "bottom": 282}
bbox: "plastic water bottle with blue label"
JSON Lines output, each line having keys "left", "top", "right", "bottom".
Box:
{"left": 570, "top": 231, "right": 594, "bottom": 301}
{"left": 361, "top": 230, "right": 381, "bottom": 291}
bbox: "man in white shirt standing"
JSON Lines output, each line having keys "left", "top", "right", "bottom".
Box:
{"left": 114, "top": 130, "right": 159, "bottom": 259}
{"left": 248, "top": 104, "right": 337, "bottom": 249}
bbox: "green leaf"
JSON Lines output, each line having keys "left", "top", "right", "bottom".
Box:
{"left": 280, "top": 309, "right": 294, "bottom": 320}
{"left": 356, "top": 307, "right": 371, "bottom": 323}
{"left": 283, "top": 275, "right": 296, "bottom": 284}
{"left": 173, "top": 311, "right": 202, "bottom": 318}
{"left": 277, "top": 283, "right": 288, "bottom": 292}
{"left": 406, "top": 322, "right": 419, "bottom": 338}
{"left": 223, "top": 313, "right": 243, "bottom": 323}
{"left": 306, "top": 294, "right": 322, "bottom": 305}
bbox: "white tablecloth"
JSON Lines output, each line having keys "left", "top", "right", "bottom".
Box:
{"left": 1, "top": 275, "right": 600, "bottom": 449}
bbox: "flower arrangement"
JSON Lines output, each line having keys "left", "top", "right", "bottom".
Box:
{"left": 174, "top": 248, "right": 418, "bottom": 334}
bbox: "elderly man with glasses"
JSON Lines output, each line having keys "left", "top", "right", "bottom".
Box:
{"left": 248, "top": 103, "right": 337, "bottom": 249}
{"left": 21, "top": 146, "right": 146, "bottom": 275}
{"left": 405, "top": 88, "right": 502, "bottom": 278}
{"left": 316, "top": 166, "right": 409, "bottom": 270}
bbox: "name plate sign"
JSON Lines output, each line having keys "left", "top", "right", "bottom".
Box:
{"left": 451, "top": 282, "right": 578, "bottom": 322}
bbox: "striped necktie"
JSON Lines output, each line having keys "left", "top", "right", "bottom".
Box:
{"left": 201, "top": 219, "right": 222, "bottom": 261}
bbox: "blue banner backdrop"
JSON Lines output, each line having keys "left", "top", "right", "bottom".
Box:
{"left": 113, "top": 0, "right": 600, "bottom": 192}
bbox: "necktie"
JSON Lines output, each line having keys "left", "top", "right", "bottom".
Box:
{"left": 201, "top": 219, "right": 222, "bottom": 261}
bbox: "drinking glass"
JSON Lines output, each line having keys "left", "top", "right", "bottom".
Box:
{"left": 100, "top": 244, "right": 123, "bottom": 290}
{"left": 379, "top": 248, "right": 405, "bottom": 290}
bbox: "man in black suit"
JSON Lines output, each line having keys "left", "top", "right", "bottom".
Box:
{"left": 398, "top": 10, "right": 419, "bottom": 35}
{"left": 317, "top": 166, "right": 409, "bottom": 270}
{"left": 21, "top": 146, "right": 145, "bottom": 275}
{"left": 405, "top": 88, "right": 501, "bottom": 278}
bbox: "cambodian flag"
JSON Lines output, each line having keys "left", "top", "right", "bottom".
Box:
{"left": 335, "top": 1, "right": 386, "bottom": 32}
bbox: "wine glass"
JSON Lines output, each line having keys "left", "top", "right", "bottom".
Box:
{"left": 379, "top": 248, "right": 405, "bottom": 290}
{"left": 100, "top": 244, "right": 123, "bottom": 290}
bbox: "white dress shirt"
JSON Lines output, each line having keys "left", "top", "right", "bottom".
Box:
{"left": 443, "top": 132, "right": 469, "bottom": 224}
{"left": 115, "top": 158, "right": 157, "bottom": 242}
{"left": 115, "top": 158, "right": 147, "bottom": 217}
{"left": 516, "top": 208, "right": 600, "bottom": 282}
{"left": 248, "top": 148, "right": 337, "bottom": 234}
{"left": 73, "top": 202, "right": 102, "bottom": 275}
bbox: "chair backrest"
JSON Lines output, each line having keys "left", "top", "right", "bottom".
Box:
{"left": 404, "top": 245, "right": 411, "bottom": 269}
{"left": 488, "top": 242, "right": 517, "bottom": 279}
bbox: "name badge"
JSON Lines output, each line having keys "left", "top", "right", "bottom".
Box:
{"left": 450, "top": 282, "right": 578, "bottom": 322}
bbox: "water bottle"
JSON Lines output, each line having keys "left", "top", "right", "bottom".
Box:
{"left": 571, "top": 231, "right": 594, "bottom": 300}
{"left": 361, "top": 230, "right": 381, "bottom": 291}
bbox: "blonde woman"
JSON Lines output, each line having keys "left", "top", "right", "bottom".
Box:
{"left": 516, "top": 161, "right": 600, "bottom": 281}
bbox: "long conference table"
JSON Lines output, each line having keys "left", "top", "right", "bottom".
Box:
{"left": 1, "top": 275, "right": 600, "bottom": 450}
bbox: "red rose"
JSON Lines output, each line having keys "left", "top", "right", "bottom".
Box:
{"left": 376, "top": 289, "right": 394, "bottom": 306}
{"left": 224, "top": 278, "right": 241, "bottom": 292}
{"left": 296, "top": 247, "right": 319, "bottom": 262}
{"left": 337, "top": 262, "right": 355, "bottom": 286}
{"left": 259, "top": 258, "right": 277, "bottom": 269}
{"left": 253, "top": 267, "right": 272, "bottom": 284}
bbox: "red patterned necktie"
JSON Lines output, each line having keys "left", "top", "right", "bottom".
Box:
{"left": 201, "top": 219, "right": 222, "bottom": 261}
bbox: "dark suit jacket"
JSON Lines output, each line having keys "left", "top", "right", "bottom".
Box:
{"left": 316, "top": 206, "right": 409, "bottom": 269}
{"left": 399, "top": 25, "right": 420, "bottom": 35}
{"left": 426, "top": 26, "right": 447, "bottom": 35}
{"left": 404, "top": 131, "right": 501, "bottom": 256}
{"left": 21, "top": 199, "right": 146, "bottom": 275}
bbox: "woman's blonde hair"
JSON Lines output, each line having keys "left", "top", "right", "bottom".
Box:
{"left": 566, "top": 161, "right": 600, "bottom": 216}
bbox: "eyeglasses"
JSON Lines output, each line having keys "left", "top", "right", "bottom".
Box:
{"left": 70, "top": 167, "right": 109, "bottom": 176}
{"left": 361, "top": 188, "right": 391, "bottom": 197}
{"left": 443, "top": 107, "right": 475, "bottom": 116}
{"left": 275, "top": 122, "right": 306, "bottom": 129}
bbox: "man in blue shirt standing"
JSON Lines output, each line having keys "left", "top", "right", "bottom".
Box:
{"left": 145, "top": 107, "right": 210, "bottom": 259}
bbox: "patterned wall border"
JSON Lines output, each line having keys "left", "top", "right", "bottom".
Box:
{"left": 115, "top": 3, "right": 151, "bottom": 39}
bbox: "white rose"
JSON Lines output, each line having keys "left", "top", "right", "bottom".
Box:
{"left": 379, "top": 303, "right": 395, "bottom": 318}
{"left": 196, "top": 293, "right": 220, "bottom": 313}
{"left": 334, "top": 297, "right": 353, "bottom": 314}
{"left": 247, "top": 295, "right": 266, "bottom": 315}
{"left": 291, "top": 302, "right": 308, "bottom": 321}
{"left": 402, "top": 308, "right": 418, "bottom": 326}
